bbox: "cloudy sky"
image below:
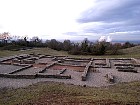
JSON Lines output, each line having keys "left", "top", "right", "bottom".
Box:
{"left": 0, "top": 0, "right": 140, "bottom": 41}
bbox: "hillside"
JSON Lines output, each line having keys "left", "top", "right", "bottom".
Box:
{"left": 121, "top": 45, "right": 140, "bottom": 54}
{"left": 120, "top": 45, "right": 140, "bottom": 58}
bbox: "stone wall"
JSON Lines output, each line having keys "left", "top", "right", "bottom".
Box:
{"left": 57, "top": 63, "right": 85, "bottom": 67}
{"left": 81, "top": 61, "right": 92, "bottom": 81}
{"left": 22, "top": 59, "right": 35, "bottom": 64}
{"left": 0, "top": 58, "right": 14, "bottom": 63}
{"left": 0, "top": 73, "right": 36, "bottom": 79}
{"left": 131, "top": 58, "right": 140, "bottom": 67}
{"left": 57, "top": 68, "right": 67, "bottom": 74}
{"left": 37, "top": 73, "right": 71, "bottom": 79}
{"left": 9, "top": 65, "right": 33, "bottom": 74}
{"left": 105, "top": 59, "right": 111, "bottom": 68}
{"left": 39, "top": 61, "right": 58, "bottom": 73}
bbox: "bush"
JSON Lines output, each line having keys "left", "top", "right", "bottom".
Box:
{"left": 1, "top": 45, "right": 24, "bottom": 51}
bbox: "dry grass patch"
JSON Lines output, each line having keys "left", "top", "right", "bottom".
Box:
{"left": 0, "top": 81, "right": 140, "bottom": 105}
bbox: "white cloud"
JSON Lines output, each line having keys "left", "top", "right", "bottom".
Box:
{"left": 77, "top": 0, "right": 140, "bottom": 41}
{"left": 0, "top": 0, "right": 95, "bottom": 39}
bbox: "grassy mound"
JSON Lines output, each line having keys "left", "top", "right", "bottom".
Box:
{"left": 121, "top": 45, "right": 140, "bottom": 54}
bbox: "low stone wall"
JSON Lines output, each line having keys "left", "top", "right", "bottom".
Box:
{"left": 114, "top": 63, "right": 133, "bottom": 66}
{"left": 58, "top": 60, "right": 64, "bottom": 63}
{"left": 116, "top": 66, "right": 134, "bottom": 69}
{"left": 16, "top": 54, "right": 30, "bottom": 60}
{"left": 91, "top": 64, "right": 109, "bottom": 68}
{"left": 38, "top": 66, "right": 48, "bottom": 73}
{"left": 81, "top": 61, "right": 92, "bottom": 81}
{"left": 28, "top": 57, "right": 39, "bottom": 60}
{"left": 12, "top": 63, "right": 29, "bottom": 67}
{"left": 44, "top": 54, "right": 52, "bottom": 57}
{"left": 57, "top": 63, "right": 85, "bottom": 67}
{"left": 12, "top": 58, "right": 21, "bottom": 63}
{"left": 0, "top": 73, "right": 36, "bottom": 79}
{"left": 52, "top": 57, "right": 57, "bottom": 61}
{"left": 131, "top": 58, "right": 140, "bottom": 66}
{"left": 55, "top": 57, "right": 67, "bottom": 61}
{"left": 0, "top": 71, "right": 70, "bottom": 79}
{"left": 66, "top": 57, "right": 91, "bottom": 60}
{"left": 0, "top": 62, "right": 11, "bottom": 65}
{"left": 55, "top": 55, "right": 67, "bottom": 57}
{"left": 57, "top": 68, "right": 67, "bottom": 74}
{"left": 38, "top": 55, "right": 47, "bottom": 59}
{"left": 94, "top": 63, "right": 106, "bottom": 66}
{"left": 115, "top": 63, "right": 138, "bottom": 73}
{"left": 92, "top": 60, "right": 95, "bottom": 67}
{"left": 0, "top": 57, "right": 14, "bottom": 63}
{"left": 105, "top": 59, "right": 111, "bottom": 68}
{"left": 0, "top": 73, "right": 6, "bottom": 77}
{"left": 110, "top": 58, "right": 131, "bottom": 60}
{"left": 39, "top": 61, "right": 57, "bottom": 73}
{"left": 4, "top": 74, "right": 36, "bottom": 79}
{"left": 45, "top": 55, "right": 54, "bottom": 58}
{"left": 93, "top": 58, "right": 106, "bottom": 60}
{"left": 9, "top": 65, "right": 33, "bottom": 74}
{"left": 37, "top": 73, "right": 71, "bottom": 79}
{"left": 22, "top": 59, "right": 35, "bottom": 64}
{"left": 134, "top": 64, "right": 140, "bottom": 67}
{"left": 64, "top": 59, "right": 90, "bottom": 62}
{"left": 118, "top": 69, "right": 137, "bottom": 73}
{"left": 46, "top": 61, "right": 57, "bottom": 68}
{"left": 91, "top": 59, "right": 111, "bottom": 68}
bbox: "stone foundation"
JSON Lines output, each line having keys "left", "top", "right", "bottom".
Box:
{"left": 0, "top": 54, "right": 140, "bottom": 81}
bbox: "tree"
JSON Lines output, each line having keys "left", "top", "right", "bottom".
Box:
{"left": 81, "top": 38, "right": 89, "bottom": 52}
{"left": 92, "top": 41, "right": 107, "bottom": 55}
{"left": 31, "top": 36, "right": 40, "bottom": 43}
{"left": 123, "top": 41, "right": 135, "bottom": 48}
{"left": 68, "top": 43, "right": 81, "bottom": 55}
{"left": 106, "top": 43, "right": 122, "bottom": 55}
{"left": 63, "top": 40, "right": 71, "bottom": 51}
{"left": 47, "top": 39, "right": 62, "bottom": 50}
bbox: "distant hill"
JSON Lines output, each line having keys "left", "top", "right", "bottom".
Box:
{"left": 121, "top": 45, "right": 140, "bottom": 54}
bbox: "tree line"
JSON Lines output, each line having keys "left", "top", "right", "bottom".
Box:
{"left": 0, "top": 37, "right": 136, "bottom": 55}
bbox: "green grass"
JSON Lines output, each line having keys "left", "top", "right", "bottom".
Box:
{"left": 0, "top": 81, "right": 140, "bottom": 105}
{"left": 119, "top": 45, "right": 140, "bottom": 58}
{"left": 121, "top": 45, "right": 140, "bottom": 54}
{"left": 0, "top": 47, "right": 68, "bottom": 57}
{"left": 0, "top": 47, "right": 140, "bottom": 58}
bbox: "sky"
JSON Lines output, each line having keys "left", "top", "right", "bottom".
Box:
{"left": 0, "top": 0, "right": 140, "bottom": 41}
